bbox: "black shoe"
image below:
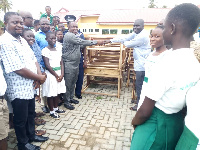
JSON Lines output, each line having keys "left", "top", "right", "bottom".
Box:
{"left": 70, "top": 99, "right": 79, "bottom": 104}
{"left": 42, "top": 106, "right": 50, "bottom": 113}
{"left": 24, "top": 143, "right": 40, "bottom": 150}
{"left": 130, "top": 105, "right": 138, "bottom": 111}
{"left": 50, "top": 112, "right": 60, "bottom": 119}
{"left": 64, "top": 103, "right": 75, "bottom": 110}
{"left": 55, "top": 109, "right": 65, "bottom": 113}
{"left": 58, "top": 101, "right": 64, "bottom": 106}
{"left": 75, "top": 95, "right": 82, "bottom": 99}
{"left": 29, "top": 135, "right": 49, "bottom": 142}
{"left": 131, "top": 99, "right": 138, "bottom": 104}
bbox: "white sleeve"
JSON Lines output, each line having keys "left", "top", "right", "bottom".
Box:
{"left": 110, "top": 33, "right": 136, "bottom": 43}
{"left": 144, "top": 64, "right": 172, "bottom": 101}
{"left": 0, "top": 64, "right": 7, "bottom": 96}
{"left": 42, "top": 48, "right": 49, "bottom": 58}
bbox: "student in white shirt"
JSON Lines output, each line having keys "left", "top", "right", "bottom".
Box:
{"left": 130, "top": 3, "right": 200, "bottom": 150}
{"left": 175, "top": 79, "right": 200, "bottom": 150}
{"left": 137, "top": 25, "right": 168, "bottom": 110}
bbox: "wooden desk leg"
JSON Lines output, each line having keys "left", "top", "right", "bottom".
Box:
{"left": 87, "top": 76, "right": 90, "bottom": 87}
{"left": 132, "top": 76, "right": 136, "bottom": 100}
{"left": 118, "top": 76, "right": 120, "bottom": 98}
{"left": 127, "top": 67, "right": 130, "bottom": 87}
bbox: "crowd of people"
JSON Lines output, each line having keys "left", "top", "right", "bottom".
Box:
{"left": 0, "top": 3, "right": 200, "bottom": 150}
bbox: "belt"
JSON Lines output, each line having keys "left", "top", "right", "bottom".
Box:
{"left": 0, "top": 96, "right": 4, "bottom": 100}
{"left": 52, "top": 67, "right": 61, "bottom": 71}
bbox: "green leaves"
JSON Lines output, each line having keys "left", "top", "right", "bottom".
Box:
{"left": 0, "top": 0, "right": 12, "bottom": 13}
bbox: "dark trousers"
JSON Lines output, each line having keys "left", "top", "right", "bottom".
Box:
{"left": 64, "top": 69, "right": 79, "bottom": 103}
{"left": 135, "top": 71, "right": 145, "bottom": 104}
{"left": 11, "top": 98, "right": 35, "bottom": 149}
{"left": 75, "top": 56, "right": 84, "bottom": 96}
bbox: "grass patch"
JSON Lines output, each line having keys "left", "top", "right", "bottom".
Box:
{"left": 96, "top": 96, "right": 102, "bottom": 100}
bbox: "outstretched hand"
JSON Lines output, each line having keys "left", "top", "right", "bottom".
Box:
{"left": 97, "top": 40, "right": 104, "bottom": 45}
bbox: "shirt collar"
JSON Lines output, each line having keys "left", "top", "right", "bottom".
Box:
{"left": 23, "top": 25, "right": 29, "bottom": 29}
{"left": 38, "top": 29, "right": 50, "bottom": 34}
{"left": 44, "top": 13, "right": 53, "bottom": 17}
{"left": 4, "top": 31, "right": 22, "bottom": 42}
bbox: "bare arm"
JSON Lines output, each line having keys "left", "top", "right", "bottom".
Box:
{"left": 14, "top": 68, "right": 46, "bottom": 82}
{"left": 132, "top": 96, "right": 156, "bottom": 128}
{"left": 58, "top": 58, "right": 64, "bottom": 82}
{"left": 35, "top": 62, "right": 42, "bottom": 75}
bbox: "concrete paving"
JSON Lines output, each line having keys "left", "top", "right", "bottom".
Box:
{"left": 8, "top": 83, "right": 136, "bottom": 150}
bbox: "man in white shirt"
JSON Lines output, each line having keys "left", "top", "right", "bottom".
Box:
{"left": 0, "top": 12, "right": 48, "bottom": 150}
{"left": 110, "top": 19, "right": 151, "bottom": 110}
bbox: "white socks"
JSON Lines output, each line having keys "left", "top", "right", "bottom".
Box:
{"left": 50, "top": 107, "right": 58, "bottom": 114}
{"left": 53, "top": 107, "right": 58, "bottom": 111}
{"left": 50, "top": 111, "right": 54, "bottom": 114}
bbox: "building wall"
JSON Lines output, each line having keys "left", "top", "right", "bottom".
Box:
{"left": 76, "top": 16, "right": 156, "bottom": 35}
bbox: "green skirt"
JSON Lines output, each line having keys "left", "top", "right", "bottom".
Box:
{"left": 175, "top": 125, "right": 199, "bottom": 150}
{"left": 130, "top": 107, "right": 184, "bottom": 150}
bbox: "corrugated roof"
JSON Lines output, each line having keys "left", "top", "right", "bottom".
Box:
{"left": 54, "top": 8, "right": 102, "bottom": 23}
{"left": 54, "top": 6, "right": 200, "bottom": 24}
{"left": 96, "top": 8, "right": 170, "bottom": 24}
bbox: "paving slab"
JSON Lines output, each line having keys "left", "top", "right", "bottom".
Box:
{"left": 8, "top": 82, "right": 136, "bottom": 150}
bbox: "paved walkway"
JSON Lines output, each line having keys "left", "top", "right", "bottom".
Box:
{"left": 8, "top": 83, "right": 136, "bottom": 150}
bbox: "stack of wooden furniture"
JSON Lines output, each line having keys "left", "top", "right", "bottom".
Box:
{"left": 126, "top": 48, "right": 136, "bottom": 100}
{"left": 82, "top": 42, "right": 126, "bottom": 98}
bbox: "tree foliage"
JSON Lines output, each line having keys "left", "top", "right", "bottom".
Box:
{"left": 148, "top": 0, "right": 158, "bottom": 8}
{"left": 0, "top": 20, "right": 4, "bottom": 27}
{"left": 0, "top": 0, "right": 12, "bottom": 13}
{"left": 162, "top": 5, "right": 167, "bottom": 8}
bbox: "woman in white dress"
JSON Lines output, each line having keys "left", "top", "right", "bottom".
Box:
{"left": 42, "top": 32, "right": 66, "bottom": 119}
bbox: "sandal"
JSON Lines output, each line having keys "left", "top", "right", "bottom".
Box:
{"left": 35, "top": 130, "right": 46, "bottom": 136}
{"left": 35, "top": 118, "right": 46, "bottom": 125}
{"left": 36, "top": 112, "right": 45, "bottom": 117}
